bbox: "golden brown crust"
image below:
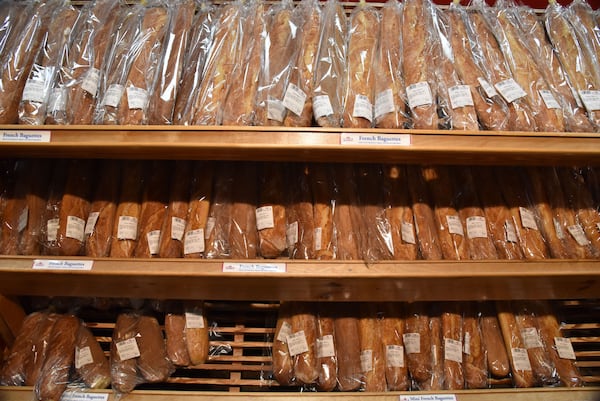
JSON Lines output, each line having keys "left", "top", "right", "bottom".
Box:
{"left": 310, "top": 164, "right": 334, "bottom": 260}
{"left": 380, "top": 303, "right": 409, "bottom": 391}
{"left": 111, "top": 313, "right": 140, "bottom": 393}
{"left": 183, "top": 162, "right": 214, "bottom": 259}
{"left": 333, "top": 308, "right": 362, "bottom": 391}
{"left": 463, "top": 304, "right": 488, "bottom": 389}
{"left": 358, "top": 304, "right": 386, "bottom": 392}
{"left": 86, "top": 160, "right": 120, "bottom": 257}
{"left": 136, "top": 315, "right": 173, "bottom": 383}
{"left": 75, "top": 323, "right": 111, "bottom": 389}
{"left": 404, "top": 303, "right": 433, "bottom": 384}
{"left": 442, "top": 308, "right": 464, "bottom": 390}
{"left": 291, "top": 302, "right": 319, "bottom": 385}
{"left": 258, "top": 164, "right": 287, "bottom": 258}
{"left": 185, "top": 301, "right": 209, "bottom": 366}
{"left": 158, "top": 161, "right": 192, "bottom": 258}
{"left": 165, "top": 313, "right": 191, "bottom": 367}
{"left": 331, "top": 164, "right": 362, "bottom": 260}
{"left": 229, "top": 162, "right": 259, "bottom": 259}
{"left": 316, "top": 306, "right": 337, "bottom": 391}
{"left": 272, "top": 302, "right": 295, "bottom": 385}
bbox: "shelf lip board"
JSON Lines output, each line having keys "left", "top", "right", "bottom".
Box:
{"left": 0, "top": 257, "right": 598, "bottom": 302}
{"left": 1, "top": 125, "right": 600, "bottom": 164}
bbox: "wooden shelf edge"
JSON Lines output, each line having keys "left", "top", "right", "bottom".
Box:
{"left": 0, "top": 257, "right": 597, "bottom": 301}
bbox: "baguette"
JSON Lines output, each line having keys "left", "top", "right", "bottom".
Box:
{"left": 205, "top": 163, "right": 234, "bottom": 259}
{"left": 183, "top": 161, "right": 214, "bottom": 258}
{"left": 0, "top": 161, "right": 30, "bottom": 255}
{"left": 480, "top": 305, "right": 510, "bottom": 379}
{"left": 290, "top": 302, "right": 319, "bottom": 385}
{"left": 404, "top": 303, "right": 432, "bottom": 384}
{"left": 111, "top": 313, "right": 140, "bottom": 393}
{"left": 158, "top": 161, "right": 192, "bottom": 258}
{"left": 357, "top": 304, "right": 386, "bottom": 392}
{"left": 421, "top": 314, "right": 444, "bottom": 391}
{"left": 165, "top": 313, "right": 191, "bottom": 366}
{"left": 258, "top": 163, "right": 287, "bottom": 258}
{"left": 333, "top": 304, "right": 362, "bottom": 391}
{"left": 462, "top": 303, "right": 488, "bottom": 389}
{"left": 442, "top": 307, "right": 464, "bottom": 390}
{"left": 229, "top": 162, "right": 259, "bottom": 259}
{"left": 136, "top": 315, "right": 173, "bottom": 383}
{"left": 316, "top": 305, "right": 337, "bottom": 391}
{"left": 75, "top": 323, "right": 111, "bottom": 389}
{"left": 24, "top": 313, "right": 57, "bottom": 386}
{"left": 41, "top": 161, "right": 69, "bottom": 256}
{"left": 570, "top": 0, "right": 600, "bottom": 57}
{"left": 310, "top": 164, "right": 334, "bottom": 260}
{"left": 185, "top": 301, "right": 209, "bottom": 366}
{"left": 331, "top": 164, "right": 362, "bottom": 260}
{"left": 380, "top": 303, "right": 409, "bottom": 391}
{"left": 272, "top": 302, "right": 295, "bottom": 385}
{"left": 287, "top": 164, "right": 314, "bottom": 260}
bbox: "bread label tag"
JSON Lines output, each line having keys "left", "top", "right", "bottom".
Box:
{"left": 48, "top": 87, "right": 68, "bottom": 112}
{"left": 81, "top": 68, "right": 100, "bottom": 97}
{"left": 578, "top": 90, "right": 600, "bottom": 112}
{"left": 494, "top": 78, "right": 527, "bottom": 103}
{"left": 406, "top": 81, "right": 433, "bottom": 109}
{"left": 352, "top": 94, "right": 373, "bottom": 122}
{"left": 277, "top": 321, "right": 293, "bottom": 343}
{"left": 478, "top": 77, "right": 498, "bottom": 98}
{"left": 504, "top": 220, "right": 518, "bottom": 243}
{"left": 205, "top": 217, "right": 216, "bottom": 239}
{"left": 117, "top": 216, "right": 138, "bottom": 240}
{"left": 314, "top": 227, "right": 323, "bottom": 251}
{"left": 47, "top": 218, "right": 59, "bottom": 242}
{"left": 171, "top": 217, "right": 186, "bottom": 241}
{"left": 463, "top": 332, "right": 471, "bottom": 355}
{"left": 66, "top": 215, "right": 86, "bottom": 242}
{"left": 568, "top": 224, "right": 590, "bottom": 246}
{"left": 539, "top": 89, "right": 561, "bottom": 109}
{"left": 185, "top": 312, "right": 205, "bottom": 329}
{"left": 448, "top": 84, "right": 474, "bottom": 109}
{"left": 60, "top": 393, "right": 110, "bottom": 401}
{"left": 116, "top": 337, "right": 141, "bottom": 361}
{"left": 466, "top": 216, "right": 488, "bottom": 238}
{"left": 101, "top": 84, "right": 124, "bottom": 108}
{"left": 444, "top": 338, "right": 463, "bottom": 363}
{"left": 386, "top": 345, "right": 405, "bottom": 367}
{"left": 75, "top": 346, "right": 94, "bottom": 369}
{"left": 340, "top": 133, "right": 411, "bottom": 146}
{"left": 287, "top": 331, "right": 309, "bottom": 356}
{"left": 554, "top": 337, "right": 576, "bottom": 360}
{"left": 403, "top": 333, "right": 420, "bottom": 354}
{"left": 401, "top": 221, "right": 416, "bottom": 245}
{"left": 1, "top": 130, "right": 51, "bottom": 143}
{"left": 18, "top": 207, "right": 29, "bottom": 233}
{"left": 521, "top": 327, "right": 543, "bottom": 349}
{"left": 553, "top": 217, "right": 565, "bottom": 239}
{"left": 400, "top": 396, "right": 457, "bottom": 401}
{"left": 360, "top": 349, "right": 374, "bottom": 372}
{"left": 446, "top": 215, "right": 464, "bottom": 236}
{"left": 374, "top": 89, "right": 395, "bottom": 119}
{"left": 22, "top": 65, "right": 54, "bottom": 103}
{"left": 147, "top": 230, "right": 160, "bottom": 255}
{"left": 282, "top": 83, "right": 307, "bottom": 116}
{"left": 286, "top": 221, "right": 299, "bottom": 248}
{"left": 184, "top": 228, "right": 205, "bottom": 254}
{"left": 519, "top": 207, "right": 538, "bottom": 230}
{"left": 317, "top": 334, "right": 336, "bottom": 358}
{"left": 256, "top": 206, "right": 275, "bottom": 230}
{"left": 313, "top": 95, "right": 334, "bottom": 119}
{"left": 127, "top": 86, "right": 149, "bottom": 110}
{"left": 85, "top": 212, "right": 100, "bottom": 235}
{"left": 511, "top": 347, "right": 532, "bottom": 371}
{"left": 267, "top": 97, "right": 286, "bottom": 122}
{"left": 222, "top": 262, "right": 286, "bottom": 273}
{"left": 33, "top": 259, "right": 94, "bottom": 270}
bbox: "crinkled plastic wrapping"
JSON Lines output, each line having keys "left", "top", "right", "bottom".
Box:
{"left": 441, "top": 306, "right": 464, "bottom": 390}
{"left": 465, "top": 0, "right": 535, "bottom": 131}
{"left": 383, "top": 165, "right": 419, "bottom": 260}
{"left": 315, "top": 304, "right": 337, "bottom": 391}
{"left": 18, "top": 3, "right": 80, "bottom": 126}
{"left": 165, "top": 309, "right": 191, "bottom": 367}
{"left": 286, "top": 164, "right": 314, "bottom": 260}
{"left": 289, "top": 302, "right": 319, "bottom": 386}
{"left": 379, "top": 303, "right": 409, "bottom": 391}
{"left": 190, "top": 2, "right": 244, "bottom": 125}
{"left": 514, "top": 5, "right": 594, "bottom": 133}
{"left": 255, "top": 0, "right": 301, "bottom": 126}
{"left": 480, "top": 303, "right": 510, "bottom": 379}
{"left": 183, "top": 301, "right": 210, "bottom": 366}
{"left": 331, "top": 164, "right": 363, "bottom": 260}
{"left": 172, "top": 2, "right": 216, "bottom": 125}
{"left": 568, "top": 0, "right": 600, "bottom": 83}
{"left": 137, "top": 315, "right": 174, "bottom": 383}
{"left": 0, "top": 1, "right": 52, "bottom": 124}
{"left": 374, "top": 0, "right": 410, "bottom": 129}
{"left": 0, "top": 0, "right": 27, "bottom": 58}
{"left": 229, "top": 162, "right": 258, "bottom": 259}
{"left": 158, "top": 161, "right": 192, "bottom": 258}
{"left": 257, "top": 163, "right": 287, "bottom": 258}
{"left": 333, "top": 303, "right": 363, "bottom": 391}
{"left": 222, "top": 0, "right": 266, "bottom": 126}
{"left": 425, "top": 314, "right": 444, "bottom": 391}
{"left": 430, "top": 4, "right": 478, "bottom": 131}
{"left": 404, "top": 302, "right": 433, "bottom": 390}
{"left": 74, "top": 323, "right": 111, "bottom": 389}
{"left": 18, "top": 159, "right": 52, "bottom": 256}
{"left": 493, "top": 166, "right": 550, "bottom": 259}
{"left": 312, "top": 0, "right": 346, "bottom": 128}
{"left": 309, "top": 164, "right": 335, "bottom": 260}
{"left": 342, "top": 3, "right": 379, "bottom": 129}
{"left": 205, "top": 163, "right": 234, "bottom": 259}
{"left": 545, "top": 1, "right": 600, "bottom": 131}
{"left": 41, "top": 160, "right": 69, "bottom": 256}
{"left": 183, "top": 161, "right": 214, "bottom": 259}
{"left": 0, "top": 160, "right": 30, "bottom": 255}
{"left": 357, "top": 304, "right": 386, "bottom": 391}
{"left": 462, "top": 303, "right": 489, "bottom": 389}
{"left": 486, "top": 2, "right": 565, "bottom": 133}
{"left": 148, "top": 0, "right": 195, "bottom": 125}
{"left": 272, "top": 302, "right": 295, "bottom": 385}
{"left": 282, "top": 0, "right": 321, "bottom": 127}
{"left": 65, "top": 0, "right": 121, "bottom": 125}
{"left": 446, "top": 4, "right": 510, "bottom": 131}
{"left": 401, "top": 0, "right": 438, "bottom": 129}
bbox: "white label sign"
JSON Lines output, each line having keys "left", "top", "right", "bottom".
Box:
{"left": 448, "top": 84, "right": 474, "bottom": 109}
{"left": 495, "top": 78, "right": 527, "bottom": 103}
{"left": 360, "top": 349, "right": 373, "bottom": 372}
{"left": 446, "top": 215, "right": 464, "bottom": 236}
{"left": 256, "top": 206, "right": 275, "bottom": 230}
{"left": 222, "top": 262, "right": 287, "bottom": 273}
{"left": 1, "top": 130, "right": 51, "bottom": 142}
{"left": 184, "top": 228, "right": 205, "bottom": 254}
{"left": 511, "top": 347, "right": 532, "bottom": 371}
{"left": 287, "top": 331, "right": 309, "bottom": 356}
{"left": 352, "top": 94, "right": 373, "bottom": 122}
{"left": 568, "top": 224, "right": 590, "bottom": 246}
{"left": 32, "top": 259, "right": 93, "bottom": 271}
{"left": 185, "top": 312, "right": 205, "bottom": 329}
{"left": 59, "top": 392, "right": 110, "bottom": 401}
{"left": 102, "top": 84, "right": 124, "bottom": 108}
{"left": 117, "top": 216, "right": 138, "bottom": 240}
{"left": 85, "top": 212, "right": 100, "bottom": 235}
{"left": 340, "top": 133, "right": 411, "bottom": 146}
{"left": 66, "top": 215, "right": 86, "bottom": 242}
{"left": 401, "top": 221, "right": 416, "bottom": 245}
{"left": 400, "top": 395, "right": 457, "bottom": 401}
{"left": 171, "top": 217, "right": 186, "bottom": 241}
{"left": 75, "top": 346, "right": 94, "bottom": 369}
{"left": 466, "top": 216, "right": 488, "bottom": 238}
{"left": 578, "top": 90, "right": 600, "bottom": 112}
{"left": 375, "top": 88, "right": 395, "bottom": 119}
{"left": 521, "top": 327, "right": 543, "bottom": 349}
{"left": 444, "top": 338, "right": 463, "bottom": 363}
{"left": 277, "top": 321, "right": 292, "bottom": 343}
{"left": 147, "top": 230, "right": 160, "bottom": 255}
{"left": 127, "top": 86, "right": 149, "bottom": 110}
{"left": 555, "top": 337, "right": 576, "bottom": 360}
{"left": 282, "top": 83, "right": 307, "bottom": 116}
{"left": 313, "top": 95, "right": 334, "bottom": 119}
{"left": 406, "top": 81, "right": 433, "bottom": 109}
{"left": 478, "top": 77, "right": 498, "bottom": 98}
{"left": 286, "top": 221, "right": 298, "bottom": 248}
{"left": 386, "top": 345, "right": 405, "bottom": 367}
{"left": 268, "top": 97, "right": 286, "bottom": 122}
{"left": 519, "top": 207, "right": 538, "bottom": 230}
{"left": 317, "top": 335, "right": 336, "bottom": 358}
{"left": 115, "top": 338, "right": 140, "bottom": 361}
{"left": 403, "top": 333, "right": 420, "bottom": 354}
{"left": 81, "top": 68, "right": 100, "bottom": 97}
{"left": 505, "top": 220, "right": 518, "bottom": 243}
{"left": 539, "top": 89, "right": 561, "bottom": 109}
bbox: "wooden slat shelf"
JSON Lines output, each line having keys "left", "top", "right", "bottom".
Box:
{"left": 1, "top": 125, "right": 600, "bottom": 165}
{"left": 0, "top": 256, "right": 598, "bottom": 301}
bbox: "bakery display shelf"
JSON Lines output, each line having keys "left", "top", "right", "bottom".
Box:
{"left": 0, "top": 256, "right": 598, "bottom": 302}
{"left": 1, "top": 125, "right": 600, "bottom": 165}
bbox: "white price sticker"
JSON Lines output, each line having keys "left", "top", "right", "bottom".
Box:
{"left": 18, "top": 207, "right": 28, "bottom": 233}
{"left": 85, "top": 212, "right": 100, "bottom": 235}
{"left": 578, "top": 90, "right": 600, "bottom": 112}
{"left": 184, "top": 228, "right": 205, "bottom": 254}
{"left": 314, "top": 227, "right": 322, "bottom": 251}
{"left": 352, "top": 94, "right": 373, "bottom": 122}
{"left": 521, "top": 327, "right": 544, "bottom": 349}
{"left": 444, "top": 338, "right": 463, "bottom": 363}
{"left": 375, "top": 88, "right": 395, "bottom": 119}
{"left": 511, "top": 347, "right": 532, "bottom": 371}
{"left": 282, "top": 83, "right": 307, "bottom": 116}
{"left": 313, "top": 95, "right": 334, "bottom": 119}
{"left": 505, "top": 220, "right": 518, "bottom": 243}
{"left": 287, "top": 331, "right": 309, "bottom": 356}
{"left": 81, "top": 68, "right": 100, "bottom": 97}
{"left": 47, "top": 218, "right": 59, "bottom": 242}
{"left": 448, "top": 84, "right": 474, "bottom": 109}
{"left": 66, "top": 215, "right": 86, "bottom": 242}
{"left": 147, "top": 230, "right": 160, "bottom": 255}
{"left": 539, "top": 89, "right": 561, "bottom": 109}
{"left": 75, "top": 346, "right": 94, "bottom": 369}
{"left": 22, "top": 77, "right": 47, "bottom": 102}
{"left": 495, "top": 78, "right": 527, "bottom": 103}
{"left": 317, "top": 335, "right": 336, "bottom": 358}
{"left": 406, "top": 81, "right": 433, "bottom": 109}
{"left": 519, "top": 207, "right": 538, "bottom": 230}
{"left": 117, "top": 216, "right": 138, "bottom": 240}
{"left": 277, "top": 321, "right": 292, "bottom": 343}
{"left": 478, "top": 77, "right": 498, "bottom": 98}
{"left": 286, "top": 221, "right": 298, "bottom": 248}
{"left": 256, "top": 206, "right": 275, "bottom": 231}
{"left": 102, "top": 84, "right": 124, "bottom": 108}
{"left": 386, "top": 345, "right": 405, "bottom": 367}
{"left": 171, "top": 217, "right": 186, "bottom": 241}
{"left": 127, "top": 86, "right": 149, "bottom": 110}
{"left": 360, "top": 349, "right": 373, "bottom": 372}
{"left": 185, "top": 311, "right": 205, "bottom": 329}
{"left": 555, "top": 337, "right": 576, "bottom": 360}
{"left": 466, "top": 216, "right": 488, "bottom": 239}
{"left": 401, "top": 221, "right": 416, "bottom": 245}
{"left": 48, "top": 87, "right": 67, "bottom": 112}
{"left": 116, "top": 338, "right": 140, "bottom": 361}
{"left": 568, "top": 224, "right": 590, "bottom": 246}
{"left": 553, "top": 217, "right": 565, "bottom": 239}
{"left": 403, "top": 333, "right": 421, "bottom": 354}
{"left": 446, "top": 215, "right": 465, "bottom": 236}
{"left": 268, "top": 97, "right": 286, "bottom": 122}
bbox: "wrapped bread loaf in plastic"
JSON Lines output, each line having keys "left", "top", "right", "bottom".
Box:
{"left": 316, "top": 304, "right": 337, "bottom": 391}
{"left": 183, "top": 162, "right": 214, "bottom": 258}
{"left": 462, "top": 303, "right": 488, "bottom": 389}
{"left": 257, "top": 163, "right": 287, "bottom": 258}
{"left": 331, "top": 164, "right": 363, "bottom": 260}
{"left": 287, "top": 164, "right": 315, "bottom": 260}
{"left": 442, "top": 306, "right": 464, "bottom": 390}
{"left": 205, "top": 163, "right": 234, "bottom": 259}
{"left": 158, "top": 161, "right": 192, "bottom": 258}
{"left": 334, "top": 304, "right": 362, "bottom": 391}
{"left": 380, "top": 303, "right": 409, "bottom": 391}
{"left": 358, "top": 304, "right": 386, "bottom": 392}
{"left": 290, "top": 302, "right": 319, "bottom": 385}
{"left": 310, "top": 164, "right": 334, "bottom": 260}
{"left": 75, "top": 323, "right": 111, "bottom": 389}
{"left": 184, "top": 301, "right": 210, "bottom": 366}
{"left": 272, "top": 302, "right": 295, "bottom": 385}
{"left": 480, "top": 303, "right": 510, "bottom": 379}
{"left": 404, "top": 303, "right": 433, "bottom": 387}
{"left": 229, "top": 162, "right": 258, "bottom": 259}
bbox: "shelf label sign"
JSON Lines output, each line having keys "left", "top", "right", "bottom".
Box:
{"left": 340, "top": 133, "right": 411, "bottom": 146}
{"left": 222, "top": 262, "right": 286, "bottom": 273}
{"left": 59, "top": 392, "right": 109, "bottom": 401}
{"left": 32, "top": 259, "right": 94, "bottom": 271}
{"left": 1, "top": 130, "right": 51, "bottom": 142}
{"left": 399, "top": 395, "right": 457, "bottom": 401}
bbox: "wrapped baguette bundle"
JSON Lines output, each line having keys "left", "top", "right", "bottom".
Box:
{"left": 374, "top": 0, "right": 409, "bottom": 129}
{"left": 423, "top": 313, "right": 444, "bottom": 390}
{"left": 74, "top": 323, "right": 111, "bottom": 389}
{"left": 290, "top": 302, "right": 319, "bottom": 385}
{"left": 165, "top": 310, "right": 191, "bottom": 367}
{"left": 205, "top": 163, "right": 234, "bottom": 259}
{"left": 183, "top": 161, "right": 214, "bottom": 258}
{"left": 18, "top": 3, "right": 80, "bottom": 125}
{"left": 404, "top": 303, "right": 433, "bottom": 388}
{"left": 286, "top": 164, "right": 315, "bottom": 260}
{"left": 442, "top": 306, "right": 464, "bottom": 390}
{"left": 480, "top": 303, "right": 511, "bottom": 379}
{"left": 342, "top": 3, "right": 379, "bottom": 128}
{"left": 462, "top": 303, "right": 488, "bottom": 389}
{"left": 41, "top": 160, "right": 69, "bottom": 256}
{"left": 136, "top": 315, "right": 174, "bottom": 383}
{"left": 315, "top": 304, "right": 337, "bottom": 391}
{"left": 272, "top": 302, "right": 295, "bottom": 385}
{"left": 569, "top": 0, "right": 600, "bottom": 61}
{"left": 331, "top": 164, "right": 363, "bottom": 261}
{"left": 312, "top": 0, "right": 346, "bottom": 127}
{"left": 257, "top": 163, "right": 287, "bottom": 259}
{"left": 184, "top": 301, "right": 210, "bottom": 366}
{"left": 334, "top": 303, "right": 362, "bottom": 391}
{"left": 358, "top": 304, "right": 386, "bottom": 392}
{"left": 111, "top": 313, "right": 140, "bottom": 394}
{"left": 0, "top": 1, "right": 30, "bottom": 58}
{"left": 310, "top": 164, "right": 335, "bottom": 260}
{"left": 229, "top": 162, "right": 259, "bottom": 259}
{"left": 380, "top": 303, "right": 409, "bottom": 391}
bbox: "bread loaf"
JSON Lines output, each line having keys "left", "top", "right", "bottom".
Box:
{"left": 480, "top": 306, "right": 510, "bottom": 379}
{"left": 41, "top": 161, "right": 69, "bottom": 256}
{"left": 85, "top": 160, "right": 120, "bottom": 257}
{"left": 19, "top": 159, "right": 53, "bottom": 255}
{"left": 272, "top": 302, "right": 295, "bottom": 385}
{"left": 442, "top": 307, "right": 464, "bottom": 390}
{"left": 357, "top": 304, "right": 386, "bottom": 392}
{"left": 185, "top": 301, "right": 209, "bottom": 366}
{"left": 136, "top": 315, "right": 173, "bottom": 383}
{"left": 290, "top": 302, "right": 319, "bottom": 385}
{"left": 334, "top": 308, "right": 362, "bottom": 391}
{"left": 462, "top": 304, "right": 488, "bottom": 389}
{"left": 258, "top": 163, "right": 287, "bottom": 258}
{"left": 570, "top": 0, "right": 600, "bottom": 56}
{"left": 315, "top": 305, "right": 337, "bottom": 391}
{"left": 380, "top": 303, "right": 409, "bottom": 391}
{"left": 183, "top": 161, "right": 214, "bottom": 258}
{"left": 111, "top": 313, "right": 140, "bottom": 393}
{"left": 165, "top": 313, "right": 191, "bottom": 366}
{"left": 158, "top": 161, "right": 192, "bottom": 258}
{"left": 310, "top": 164, "right": 334, "bottom": 260}
{"left": 287, "top": 164, "right": 314, "bottom": 259}
{"left": 110, "top": 161, "right": 145, "bottom": 258}
{"left": 24, "top": 313, "right": 57, "bottom": 386}
{"left": 0, "top": 161, "right": 30, "bottom": 255}
{"left": 75, "top": 323, "right": 111, "bottom": 389}
{"left": 421, "top": 314, "right": 443, "bottom": 391}
{"left": 331, "top": 164, "right": 362, "bottom": 260}
{"left": 404, "top": 303, "right": 432, "bottom": 384}
{"left": 229, "top": 162, "right": 258, "bottom": 259}
{"left": 205, "top": 163, "right": 234, "bottom": 259}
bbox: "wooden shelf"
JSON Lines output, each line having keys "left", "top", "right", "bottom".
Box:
{"left": 1, "top": 125, "right": 600, "bottom": 165}
{"left": 0, "top": 256, "right": 598, "bottom": 302}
